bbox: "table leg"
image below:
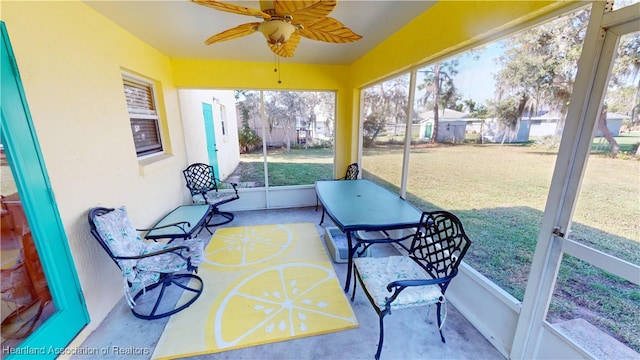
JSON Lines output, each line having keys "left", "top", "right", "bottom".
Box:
{"left": 344, "top": 231, "right": 355, "bottom": 292}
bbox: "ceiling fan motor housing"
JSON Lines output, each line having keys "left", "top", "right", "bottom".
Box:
{"left": 258, "top": 20, "right": 296, "bottom": 46}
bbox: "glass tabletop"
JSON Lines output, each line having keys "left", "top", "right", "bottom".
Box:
{"left": 145, "top": 204, "right": 210, "bottom": 239}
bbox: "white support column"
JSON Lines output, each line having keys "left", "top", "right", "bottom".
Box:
{"left": 260, "top": 91, "right": 270, "bottom": 207}
{"left": 400, "top": 69, "right": 418, "bottom": 199}
{"left": 356, "top": 88, "right": 364, "bottom": 175}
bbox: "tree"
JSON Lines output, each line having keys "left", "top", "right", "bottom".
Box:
{"left": 265, "top": 92, "right": 293, "bottom": 151}
{"left": 495, "top": 8, "right": 638, "bottom": 154}
{"left": 361, "top": 75, "right": 410, "bottom": 146}
{"left": 299, "top": 91, "right": 335, "bottom": 146}
{"left": 488, "top": 97, "right": 522, "bottom": 143}
{"left": 463, "top": 98, "right": 489, "bottom": 118}
{"left": 608, "top": 32, "right": 640, "bottom": 127}
{"left": 235, "top": 91, "right": 262, "bottom": 153}
{"left": 263, "top": 91, "right": 337, "bottom": 151}
{"left": 494, "top": 8, "right": 588, "bottom": 137}
{"left": 598, "top": 105, "right": 620, "bottom": 157}
{"left": 493, "top": 8, "right": 640, "bottom": 155}
{"left": 417, "top": 60, "right": 460, "bottom": 142}
{"left": 606, "top": 86, "right": 636, "bottom": 116}
{"left": 237, "top": 106, "right": 262, "bottom": 153}
{"left": 235, "top": 90, "right": 261, "bottom": 128}
{"left": 362, "top": 113, "right": 386, "bottom": 147}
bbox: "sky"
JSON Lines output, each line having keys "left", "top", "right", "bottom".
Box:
{"left": 451, "top": 42, "right": 504, "bottom": 105}
{"left": 413, "top": 41, "right": 505, "bottom": 108}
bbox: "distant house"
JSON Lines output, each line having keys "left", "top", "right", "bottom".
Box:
{"left": 417, "top": 108, "right": 469, "bottom": 143}
{"left": 236, "top": 105, "right": 334, "bottom": 148}
{"left": 530, "top": 111, "right": 627, "bottom": 136}
{"left": 595, "top": 112, "right": 627, "bottom": 137}
{"left": 483, "top": 111, "right": 629, "bottom": 143}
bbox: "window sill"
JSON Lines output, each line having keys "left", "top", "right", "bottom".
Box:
{"left": 137, "top": 153, "right": 175, "bottom": 176}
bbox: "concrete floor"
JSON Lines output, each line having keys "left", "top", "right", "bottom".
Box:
{"left": 75, "top": 207, "right": 505, "bottom": 360}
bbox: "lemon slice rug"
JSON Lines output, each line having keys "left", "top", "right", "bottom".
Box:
{"left": 151, "top": 223, "right": 358, "bottom": 359}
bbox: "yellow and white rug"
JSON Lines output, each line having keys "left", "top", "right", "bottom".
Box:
{"left": 152, "top": 223, "right": 358, "bottom": 359}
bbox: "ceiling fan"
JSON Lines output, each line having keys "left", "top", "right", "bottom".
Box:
{"left": 192, "top": 0, "right": 363, "bottom": 58}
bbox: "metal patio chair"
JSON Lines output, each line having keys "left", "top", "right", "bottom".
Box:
{"left": 88, "top": 206, "right": 204, "bottom": 320}
{"left": 351, "top": 210, "right": 471, "bottom": 359}
{"left": 183, "top": 163, "right": 239, "bottom": 232}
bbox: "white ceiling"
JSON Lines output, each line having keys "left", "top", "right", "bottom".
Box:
{"left": 85, "top": 0, "right": 436, "bottom": 65}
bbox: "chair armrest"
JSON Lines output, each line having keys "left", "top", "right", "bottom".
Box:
{"left": 197, "top": 181, "right": 240, "bottom": 204}
{"left": 387, "top": 274, "right": 453, "bottom": 291}
{"left": 384, "top": 270, "right": 458, "bottom": 304}
{"left": 215, "top": 178, "right": 239, "bottom": 194}
{"left": 113, "top": 245, "right": 191, "bottom": 260}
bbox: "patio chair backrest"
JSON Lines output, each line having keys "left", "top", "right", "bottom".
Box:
{"left": 89, "top": 206, "right": 145, "bottom": 268}
{"left": 409, "top": 211, "right": 471, "bottom": 289}
{"left": 183, "top": 163, "right": 218, "bottom": 195}
{"left": 343, "top": 163, "right": 359, "bottom": 180}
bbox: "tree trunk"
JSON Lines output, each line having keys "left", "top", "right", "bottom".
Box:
{"left": 431, "top": 62, "right": 441, "bottom": 143}
{"left": 285, "top": 129, "right": 291, "bottom": 152}
{"left": 598, "top": 108, "right": 619, "bottom": 157}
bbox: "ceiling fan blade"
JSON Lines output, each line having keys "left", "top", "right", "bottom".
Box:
{"left": 268, "top": 32, "right": 301, "bottom": 57}
{"left": 192, "top": 0, "right": 271, "bottom": 20}
{"left": 204, "top": 22, "right": 261, "bottom": 45}
{"left": 274, "top": 0, "right": 337, "bottom": 24}
{"left": 298, "top": 17, "right": 362, "bottom": 43}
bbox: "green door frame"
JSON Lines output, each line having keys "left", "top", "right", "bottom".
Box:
{"left": 1, "top": 22, "right": 89, "bottom": 358}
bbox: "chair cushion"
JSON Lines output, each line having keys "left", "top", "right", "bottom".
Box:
{"left": 123, "top": 238, "right": 204, "bottom": 307}
{"left": 93, "top": 207, "right": 204, "bottom": 308}
{"left": 192, "top": 191, "right": 236, "bottom": 205}
{"left": 354, "top": 256, "right": 443, "bottom": 311}
{"left": 92, "top": 206, "right": 145, "bottom": 262}
{"left": 137, "top": 238, "right": 204, "bottom": 272}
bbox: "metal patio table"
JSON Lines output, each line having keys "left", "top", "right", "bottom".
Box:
{"left": 315, "top": 179, "right": 422, "bottom": 291}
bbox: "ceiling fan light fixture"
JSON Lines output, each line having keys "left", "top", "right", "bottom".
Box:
{"left": 258, "top": 20, "right": 296, "bottom": 46}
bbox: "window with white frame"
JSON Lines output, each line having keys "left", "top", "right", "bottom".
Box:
{"left": 122, "top": 75, "right": 163, "bottom": 156}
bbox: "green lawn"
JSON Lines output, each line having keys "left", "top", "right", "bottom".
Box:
{"left": 362, "top": 141, "right": 639, "bottom": 352}
{"left": 235, "top": 148, "right": 333, "bottom": 187}
{"left": 592, "top": 132, "right": 640, "bottom": 155}
{"left": 233, "top": 138, "right": 639, "bottom": 351}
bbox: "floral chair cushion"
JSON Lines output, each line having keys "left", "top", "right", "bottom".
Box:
{"left": 137, "top": 239, "right": 204, "bottom": 272}
{"left": 354, "top": 256, "right": 444, "bottom": 311}
{"left": 92, "top": 206, "right": 204, "bottom": 307}
{"left": 92, "top": 206, "right": 145, "bottom": 279}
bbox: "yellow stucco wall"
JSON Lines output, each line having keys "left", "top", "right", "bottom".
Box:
{"left": 2, "top": 0, "right": 190, "bottom": 337}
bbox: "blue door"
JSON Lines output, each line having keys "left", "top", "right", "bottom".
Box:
{"left": 1, "top": 22, "right": 88, "bottom": 358}
{"left": 202, "top": 103, "right": 220, "bottom": 177}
